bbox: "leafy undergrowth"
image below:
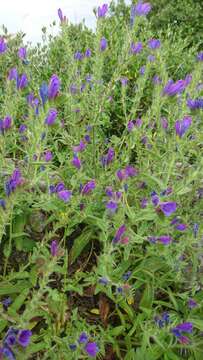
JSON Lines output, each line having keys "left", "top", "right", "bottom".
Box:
{"left": 0, "top": 2, "right": 203, "bottom": 360}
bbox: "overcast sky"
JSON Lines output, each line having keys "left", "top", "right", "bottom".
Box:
{"left": 0, "top": 0, "right": 131, "bottom": 44}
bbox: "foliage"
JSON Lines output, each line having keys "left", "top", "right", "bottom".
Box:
{"left": 0, "top": 2, "right": 203, "bottom": 360}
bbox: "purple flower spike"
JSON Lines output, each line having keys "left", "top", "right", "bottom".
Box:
{"left": 0, "top": 37, "right": 7, "bottom": 54}
{"left": 98, "top": 3, "right": 108, "bottom": 17}
{"left": 57, "top": 190, "right": 72, "bottom": 202}
{"left": 173, "top": 322, "right": 193, "bottom": 334}
{"left": 48, "top": 74, "right": 60, "bottom": 99}
{"left": 193, "top": 223, "right": 199, "bottom": 238}
{"left": 158, "top": 235, "right": 172, "bottom": 245}
{"left": 45, "top": 108, "right": 58, "bottom": 126}
{"left": 1, "top": 347, "right": 15, "bottom": 360}
{"left": 163, "top": 75, "right": 191, "bottom": 96}
{"left": 8, "top": 67, "right": 18, "bottom": 81}
{"left": 131, "top": 42, "right": 143, "bottom": 54}
{"left": 159, "top": 202, "right": 177, "bottom": 217}
{"left": 74, "top": 51, "right": 83, "bottom": 60}
{"left": 50, "top": 240, "right": 58, "bottom": 256}
{"left": 18, "top": 47, "right": 27, "bottom": 60}
{"left": 85, "top": 342, "right": 99, "bottom": 357}
{"left": 40, "top": 82, "right": 48, "bottom": 105}
{"left": 161, "top": 117, "right": 168, "bottom": 129}
{"left": 141, "top": 198, "right": 148, "bottom": 208}
{"left": 100, "top": 37, "right": 107, "bottom": 52}
{"left": 113, "top": 224, "right": 126, "bottom": 244}
{"left": 0, "top": 199, "right": 6, "bottom": 210}
{"left": 82, "top": 180, "right": 96, "bottom": 195}
{"left": 17, "top": 330, "right": 32, "bottom": 347}
{"left": 148, "top": 39, "right": 160, "bottom": 49}
{"left": 187, "top": 98, "right": 203, "bottom": 110}
{"left": 125, "top": 165, "right": 138, "bottom": 177}
{"left": 58, "top": 8, "right": 67, "bottom": 23}
{"left": 188, "top": 299, "right": 197, "bottom": 309}
{"left": 3, "top": 116, "right": 12, "bottom": 130}
{"left": 120, "top": 77, "right": 128, "bottom": 86}
{"left": 72, "top": 155, "right": 81, "bottom": 169}
{"left": 175, "top": 116, "right": 192, "bottom": 138}
{"left": 19, "top": 124, "right": 27, "bottom": 133}
{"left": 17, "top": 73, "right": 28, "bottom": 90}
{"left": 116, "top": 169, "right": 126, "bottom": 181}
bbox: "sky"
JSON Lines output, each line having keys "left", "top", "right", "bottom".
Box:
{"left": 0, "top": 0, "right": 130, "bottom": 44}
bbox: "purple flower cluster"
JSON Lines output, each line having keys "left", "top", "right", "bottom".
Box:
{"left": 130, "top": 42, "right": 143, "bottom": 54}
{"left": 18, "top": 47, "right": 27, "bottom": 60}
{"left": 5, "top": 169, "right": 23, "bottom": 197}
{"left": 187, "top": 98, "right": 203, "bottom": 110}
{"left": 101, "top": 147, "right": 115, "bottom": 167}
{"left": 0, "top": 116, "right": 12, "bottom": 134}
{"left": 171, "top": 322, "right": 193, "bottom": 344}
{"left": 58, "top": 8, "right": 67, "bottom": 23}
{"left": 69, "top": 332, "right": 99, "bottom": 357}
{"left": 45, "top": 108, "right": 58, "bottom": 126}
{"left": 8, "top": 67, "right": 28, "bottom": 90}
{"left": 113, "top": 225, "right": 129, "bottom": 244}
{"left": 127, "top": 118, "right": 142, "bottom": 131}
{"left": 130, "top": 1, "right": 151, "bottom": 26}
{"left": 154, "top": 312, "right": 170, "bottom": 328}
{"left": 98, "top": 3, "right": 108, "bottom": 18}
{"left": 163, "top": 75, "right": 192, "bottom": 96}
{"left": 81, "top": 180, "right": 96, "bottom": 195}
{"left": 50, "top": 182, "right": 72, "bottom": 203}
{"left": 148, "top": 235, "right": 172, "bottom": 245}
{"left": 1, "top": 328, "right": 32, "bottom": 360}
{"left": 48, "top": 74, "right": 60, "bottom": 99}
{"left": 175, "top": 116, "right": 192, "bottom": 138}
{"left": 0, "top": 37, "right": 7, "bottom": 54}
{"left": 117, "top": 165, "right": 138, "bottom": 181}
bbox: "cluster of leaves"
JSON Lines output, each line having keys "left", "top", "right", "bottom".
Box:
{"left": 0, "top": 1, "right": 203, "bottom": 360}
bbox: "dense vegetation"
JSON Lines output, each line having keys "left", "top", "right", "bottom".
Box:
{"left": 0, "top": 1, "right": 203, "bottom": 359}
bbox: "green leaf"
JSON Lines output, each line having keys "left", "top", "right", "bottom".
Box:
{"left": 140, "top": 284, "right": 154, "bottom": 310}
{"left": 69, "top": 230, "right": 93, "bottom": 264}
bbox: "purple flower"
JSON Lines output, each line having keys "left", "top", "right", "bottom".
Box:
{"left": 148, "top": 39, "right": 160, "bottom": 49}
{"left": 85, "top": 48, "right": 92, "bottom": 57}
{"left": 188, "top": 298, "right": 197, "bottom": 309}
{"left": 5, "top": 169, "right": 23, "bottom": 197}
{"left": 99, "top": 277, "right": 109, "bottom": 285}
{"left": 131, "top": 42, "right": 143, "bottom": 54}
{"left": 48, "top": 74, "right": 60, "bottom": 99}
{"left": 161, "top": 117, "right": 168, "bottom": 129}
{"left": 101, "top": 147, "right": 115, "bottom": 166}
{"left": 78, "top": 332, "right": 88, "bottom": 344}
{"left": 50, "top": 240, "right": 58, "bottom": 256}
{"left": 17, "top": 330, "right": 32, "bottom": 347}
{"left": 176, "top": 223, "right": 187, "bottom": 231}
{"left": 163, "top": 76, "right": 191, "bottom": 96}
{"left": 151, "top": 193, "right": 160, "bottom": 206}
{"left": 58, "top": 8, "right": 66, "bottom": 23}
{"left": 18, "top": 47, "right": 27, "bottom": 60}
{"left": 106, "top": 201, "right": 118, "bottom": 213}
{"left": 159, "top": 202, "right": 177, "bottom": 217}
{"left": 0, "top": 37, "right": 7, "bottom": 54}
{"left": 69, "top": 344, "right": 77, "bottom": 351}
{"left": 197, "top": 52, "right": 203, "bottom": 61}
{"left": 125, "top": 165, "right": 138, "bottom": 177}
{"left": 57, "top": 190, "right": 72, "bottom": 202}
{"left": 74, "top": 51, "right": 83, "bottom": 61}
{"left": 17, "top": 73, "right": 28, "bottom": 90}
{"left": 141, "top": 198, "right": 148, "bottom": 208}
{"left": 140, "top": 66, "right": 146, "bottom": 75}
{"left": 44, "top": 150, "right": 53, "bottom": 162}
{"left": 73, "top": 141, "right": 86, "bottom": 152}
{"left": 0, "top": 347, "right": 15, "bottom": 360}
{"left": 72, "top": 155, "right": 81, "bottom": 169}
{"left": 158, "top": 235, "right": 172, "bottom": 245}
{"left": 148, "top": 55, "right": 155, "bottom": 62}
{"left": 133, "top": 1, "right": 152, "bottom": 16}
{"left": 100, "top": 37, "right": 107, "bottom": 51}
{"left": 55, "top": 182, "right": 65, "bottom": 192}
{"left": 2, "top": 116, "right": 12, "bottom": 130}
{"left": 116, "top": 169, "right": 127, "bottom": 181}
{"left": 153, "top": 75, "right": 161, "bottom": 84}
{"left": 127, "top": 120, "right": 135, "bottom": 132}
{"left": 82, "top": 180, "right": 96, "bottom": 195}
{"left": 40, "top": 82, "right": 48, "bottom": 105}
{"left": 120, "top": 77, "right": 128, "bottom": 86}
{"left": 98, "top": 3, "right": 108, "bottom": 17}
{"left": 45, "top": 108, "right": 58, "bottom": 126}
{"left": 175, "top": 116, "right": 192, "bottom": 138}
{"left": 19, "top": 124, "right": 27, "bottom": 133}
{"left": 8, "top": 68, "right": 18, "bottom": 81}
{"left": 187, "top": 98, "right": 203, "bottom": 110}
{"left": 172, "top": 322, "right": 193, "bottom": 336}
{"left": 85, "top": 342, "right": 99, "bottom": 357}
{"left": 105, "top": 186, "right": 113, "bottom": 197}
{"left": 113, "top": 224, "right": 126, "bottom": 244}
